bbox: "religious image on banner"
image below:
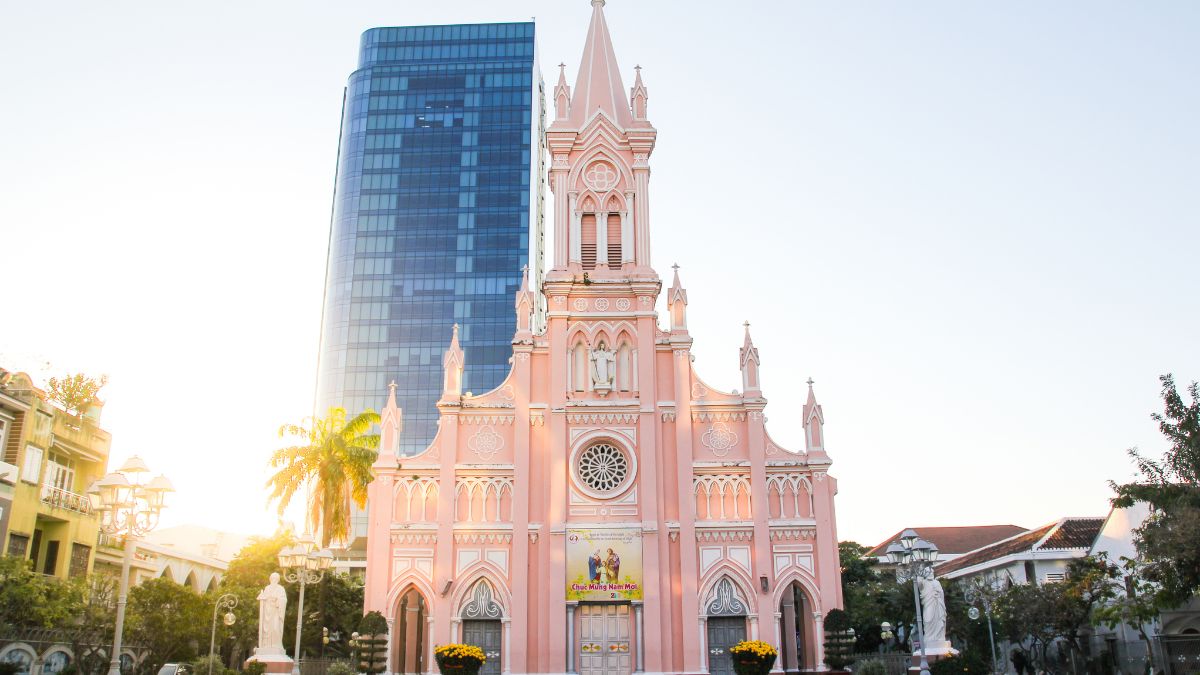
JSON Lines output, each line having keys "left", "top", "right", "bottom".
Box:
{"left": 566, "top": 529, "right": 643, "bottom": 601}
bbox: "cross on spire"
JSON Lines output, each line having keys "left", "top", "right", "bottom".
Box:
{"left": 388, "top": 380, "right": 397, "bottom": 393}
{"left": 806, "top": 377, "right": 815, "bottom": 387}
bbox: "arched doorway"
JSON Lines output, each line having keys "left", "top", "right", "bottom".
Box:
{"left": 704, "top": 577, "right": 749, "bottom": 675}
{"left": 393, "top": 587, "right": 427, "bottom": 675}
{"left": 777, "top": 581, "right": 814, "bottom": 673}
{"left": 460, "top": 581, "right": 503, "bottom": 675}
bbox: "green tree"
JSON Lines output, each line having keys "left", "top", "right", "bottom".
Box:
{"left": 0, "top": 556, "right": 86, "bottom": 629}
{"left": 125, "top": 577, "right": 209, "bottom": 674}
{"left": 1092, "top": 558, "right": 1161, "bottom": 674}
{"left": 266, "top": 407, "right": 381, "bottom": 547}
{"left": 356, "top": 612, "right": 388, "bottom": 674}
{"left": 46, "top": 373, "right": 108, "bottom": 417}
{"left": 1111, "top": 374, "right": 1200, "bottom": 606}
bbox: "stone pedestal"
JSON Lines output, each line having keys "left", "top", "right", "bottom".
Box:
{"left": 908, "top": 642, "right": 960, "bottom": 672}
{"left": 246, "top": 648, "right": 294, "bottom": 674}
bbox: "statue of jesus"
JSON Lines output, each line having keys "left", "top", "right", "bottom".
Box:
{"left": 256, "top": 572, "right": 288, "bottom": 655}
{"left": 590, "top": 341, "right": 615, "bottom": 391}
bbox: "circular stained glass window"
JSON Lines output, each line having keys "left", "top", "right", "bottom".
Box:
{"left": 577, "top": 442, "right": 630, "bottom": 494}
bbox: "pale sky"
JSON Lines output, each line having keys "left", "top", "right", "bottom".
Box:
{"left": 1, "top": 1, "right": 1197, "bottom": 548}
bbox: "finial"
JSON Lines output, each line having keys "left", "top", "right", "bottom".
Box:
{"left": 672, "top": 263, "right": 680, "bottom": 271}
{"left": 388, "top": 380, "right": 397, "bottom": 393}
{"left": 591, "top": 0, "right": 606, "bottom": 7}
{"left": 806, "top": 377, "right": 815, "bottom": 387}
{"left": 743, "top": 320, "right": 750, "bottom": 329}
{"left": 558, "top": 62, "right": 566, "bottom": 71}
{"left": 635, "top": 64, "right": 642, "bottom": 73}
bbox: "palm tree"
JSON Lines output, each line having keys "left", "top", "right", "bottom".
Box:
{"left": 266, "top": 407, "right": 381, "bottom": 547}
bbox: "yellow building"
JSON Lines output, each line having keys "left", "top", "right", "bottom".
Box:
{"left": 0, "top": 371, "right": 110, "bottom": 578}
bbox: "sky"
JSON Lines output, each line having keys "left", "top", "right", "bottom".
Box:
{"left": 1, "top": 0, "right": 1197, "bottom": 549}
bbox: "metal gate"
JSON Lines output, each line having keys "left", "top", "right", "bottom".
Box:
{"left": 579, "top": 604, "right": 632, "bottom": 675}
{"left": 706, "top": 617, "right": 748, "bottom": 675}
{"left": 462, "top": 620, "right": 502, "bottom": 675}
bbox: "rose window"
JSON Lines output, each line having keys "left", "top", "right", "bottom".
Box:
{"left": 577, "top": 442, "right": 629, "bottom": 493}
{"left": 584, "top": 162, "right": 618, "bottom": 191}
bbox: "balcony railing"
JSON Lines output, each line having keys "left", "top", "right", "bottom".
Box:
{"left": 40, "top": 483, "right": 94, "bottom": 515}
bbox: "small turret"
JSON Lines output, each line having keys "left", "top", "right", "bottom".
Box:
{"left": 553, "top": 63, "right": 571, "bottom": 121}
{"left": 630, "top": 65, "right": 648, "bottom": 122}
{"left": 668, "top": 264, "right": 688, "bottom": 332}
{"left": 803, "top": 378, "right": 827, "bottom": 455}
{"left": 441, "top": 324, "right": 465, "bottom": 401}
{"left": 377, "top": 381, "right": 403, "bottom": 465}
{"left": 739, "top": 321, "right": 761, "bottom": 396}
{"left": 514, "top": 266, "right": 535, "bottom": 340}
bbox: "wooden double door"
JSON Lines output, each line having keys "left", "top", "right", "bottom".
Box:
{"left": 579, "top": 604, "right": 632, "bottom": 675}
{"left": 461, "top": 620, "right": 502, "bottom": 675}
{"left": 706, "top": 617, "right": 748, "bottom": 675}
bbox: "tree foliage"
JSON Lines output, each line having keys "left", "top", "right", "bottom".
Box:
{"left": 125, "top": 577, "right": 209, "bottom": 674}
{"left": 1111, "top": 374, "right": 1200, "bottom": 606}
{"left": 0, "top": 556, "right": 87, "bottom": 629}
{"left": 266, "top": 407, "right": 380, "bottom": 547}
{"left": 46, "top": 373, "right": 108, "bottom": 417}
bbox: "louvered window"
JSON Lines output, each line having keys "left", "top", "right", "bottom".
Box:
{"left": 581, "top": 214, "right": 597, "bottom": 270}
{"left": 606, "top": 213, "right": 622, "bottom": 269}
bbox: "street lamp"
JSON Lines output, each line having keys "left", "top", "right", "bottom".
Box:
{"left": 886, "top": 529, "right": 940, "bottom": 675}
{"left": 208, "top": 593, "right": 238, "bottom": 675}
{"left": 963, "top": 581, "right": 1000, "bottom": 674}
{"left": 277, "top": 534, "right": 334, "bottom": 675}
{"left": 87, "top": 456, "right": 173, "bottom": 675}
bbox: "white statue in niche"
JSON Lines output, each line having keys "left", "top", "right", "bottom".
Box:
{"left": 590, "top": 341, "right": 616, "bottom": 394}
{"left": 256, "top": 572, "right": 288, "bottom": 655}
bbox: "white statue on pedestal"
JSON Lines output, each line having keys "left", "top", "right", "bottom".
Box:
{"left": 590, "top": 341, "right": 615, "bottom": 393}
{"left": 917, "top": 575, "right": 949, "bottom": 650}
{"left": 256, "top": 572, "right": 288, "bottom": 655}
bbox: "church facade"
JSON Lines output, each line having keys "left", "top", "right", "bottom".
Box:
{"left": 363, "top": 3, "right": 843, "bottom": 674}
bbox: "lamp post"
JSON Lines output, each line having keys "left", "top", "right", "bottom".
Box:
{"left": 87, "top": 456, "right": 173, "bottom": 675}
{"left": 277, "top": 534, "right": 334, "bottom": 675}
{"left": 208, "top": 593, "right": 238, "bottom": 675}
{"left": 885, "top": 529, "right": 940, "bottom": 675}
{"left": 963, "top": 581, "right": 1000, "bottom": 674}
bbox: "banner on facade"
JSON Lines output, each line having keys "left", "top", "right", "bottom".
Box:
{"left": 566, "top": 528, "right": 643, "bottom": 601}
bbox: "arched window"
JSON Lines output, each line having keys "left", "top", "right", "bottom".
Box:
{"left": 616, "top": 342, "right": 632, "bottom": 392}
{"left": 572, "top": 342, "right": 588, "bottom": 392}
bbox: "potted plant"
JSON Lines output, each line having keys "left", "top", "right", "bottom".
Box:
{"left": 728, "top": 640, "right": 777, "bottom": 675}
{"left": 433, "top": 644, "right": 486, "bottom": 675}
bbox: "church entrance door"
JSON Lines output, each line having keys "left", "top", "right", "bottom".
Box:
{"left": 579, "top": 604, "right": 631, "bottom": 675}
{"left": 706, "top": 617, "right": 747, "bottom": 675}
{"left": 462, "top": 620, "right": 502, "bottom": 675}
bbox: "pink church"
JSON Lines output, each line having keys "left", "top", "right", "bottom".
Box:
{"left": 364, "top": 3, "right": 844, "bottom": 674}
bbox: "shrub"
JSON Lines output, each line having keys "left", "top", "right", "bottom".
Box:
{"left": 728, "top": 640, "right": 778, "bottom": 675}
{"left": 856, "top": 660, "right": 886, "bottom": 675}
{"left": 0, "top": 664, "right": 22, "bottom": 675}
{"left": 823, "top": 609, "right": 856, "bottom": 670}
{"left": 245, "top": 662, "right": 267, "bottom": 675}
{"left": 326, "top": 662, "right": 356, "bottom": 675}
{"left": 929, "top": 652, "right": 988, "bottom": 675}
{"left": 433, "top": 645, "right": 485, "bottom": 675}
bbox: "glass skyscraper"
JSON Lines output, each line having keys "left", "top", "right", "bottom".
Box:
{"left": 316, "top": 23, "right": 546, "bottom": 460}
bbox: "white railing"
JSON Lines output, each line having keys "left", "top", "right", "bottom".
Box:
{"left": 40, "top": 483, "right": 94, "bottom": 515}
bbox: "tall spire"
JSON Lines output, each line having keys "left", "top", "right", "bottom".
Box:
{"left": 569, "top": 0, "right": 633, "bottom": 128}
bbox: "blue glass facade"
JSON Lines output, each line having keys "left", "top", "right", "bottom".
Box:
{"left": 316, "top": 23, "right": 546, "bottom": 458}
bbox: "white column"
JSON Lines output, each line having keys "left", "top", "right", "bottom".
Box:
{"left": 698, "top": 616, "right": 708, "bottom": 673}
{"left": 385, "top": 618, "right": 396, "bottom": 675}
{"left": 501, "top": 617, "right": 512, "bottom": 675}
{"left": 566, "top": 603, "right": 578, "bottom": 674}
{"left": 451, "top": 618, "right": 461, "bottom": 644}
{"left": 633, "top": 602, "right": 645, "bottom": 673}
{"left": 569, "top": 195, "right": 581, "bottom": 264}
{"left": 425, "top": 616, "right": 436, "bottom": 675}
{"left": 596, "top": 210, "right": 609, "bottom": 266}
{"left": 750, "top": 614, "right": 759, "bottom": 640}
{"left": 628, "top": 190, "right": 638, "bottom": 264}
{"left": 814, "top": 612, "right": 826, "bottom": 671}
